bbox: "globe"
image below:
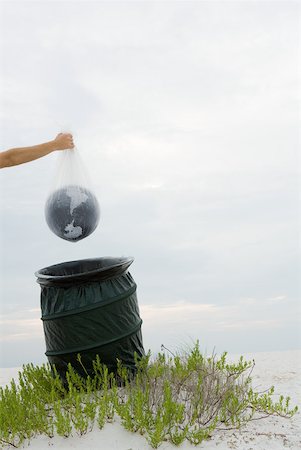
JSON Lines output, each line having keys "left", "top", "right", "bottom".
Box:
{"left": 45, "top": 185, "right": 100, "bottom": 242}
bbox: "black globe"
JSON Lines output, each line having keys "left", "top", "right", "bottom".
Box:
{"left": 45, "top": 185, "right": 100, "bottom": 242}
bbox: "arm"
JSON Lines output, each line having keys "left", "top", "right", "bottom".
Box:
{"left": 0, "top": 133, "right": 74, "bottom": 169}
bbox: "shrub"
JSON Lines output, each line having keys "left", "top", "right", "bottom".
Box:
{"left": 0, "top": 342, "right": 298, "bottom": 448}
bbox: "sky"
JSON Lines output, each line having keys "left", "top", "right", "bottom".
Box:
{"left": 0, "top": 0, "right": 300, "bottom": 368}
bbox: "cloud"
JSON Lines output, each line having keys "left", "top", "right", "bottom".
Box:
{"left": 217, "top": 319, "right": 281, "bottom": 330}
{"left": 140, "top": 295, "right": 293, "bottom": 333}
{"left": 0, "top": 320, "right": 42, "bottom": 342}
{"left": 266, "top": 296, "right": 288, "bottom": 304}
{"left": 0, "top": 1, "right": 299, "bottom": 366}
{"left": 141, "top": 302, "right": 217, "bottom": 323}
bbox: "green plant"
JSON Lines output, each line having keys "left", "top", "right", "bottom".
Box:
{"left": 0, "top": 342, "right": 298, "bottom": 449}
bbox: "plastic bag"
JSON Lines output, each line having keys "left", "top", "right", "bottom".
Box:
{"left": 45, "top": 148, "right": 100, "bottom": 242}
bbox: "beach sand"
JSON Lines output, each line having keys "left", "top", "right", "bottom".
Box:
{"left": 1, "top": 349, "right": 300, "bottom": 450}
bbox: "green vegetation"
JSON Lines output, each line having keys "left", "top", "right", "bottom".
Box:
{"left": 0, "top": 342, "right": 298, "bottom": 448}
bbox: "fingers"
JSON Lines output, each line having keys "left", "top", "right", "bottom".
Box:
{"left": 65, "top": 135, "right": 74, "bottom": 149}
{"left": 54, "top": 132, "right": 75, "bottom": 150}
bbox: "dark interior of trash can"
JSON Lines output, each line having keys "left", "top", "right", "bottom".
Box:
{"left": 35, "top": 256, "right": 134, "bottom": 285}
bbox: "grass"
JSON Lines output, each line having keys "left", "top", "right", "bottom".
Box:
{"left": 0, "top": 341, "right": 298, "bottom": 448}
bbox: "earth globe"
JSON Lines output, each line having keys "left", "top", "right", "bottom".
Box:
{"left": 45, "top": 185, "right": 100, "bottom": 242}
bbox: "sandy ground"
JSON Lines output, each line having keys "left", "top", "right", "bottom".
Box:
{"left": 1, "top": 349, "right": 300, "bottom": 450}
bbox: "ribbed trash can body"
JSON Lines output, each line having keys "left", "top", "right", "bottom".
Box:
{"left": 35, "top": 257, "right": 145, "bottom": 379}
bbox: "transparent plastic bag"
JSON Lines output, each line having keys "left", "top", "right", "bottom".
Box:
{"left": 45, "top": 148, "right": 100, "bottom": 242}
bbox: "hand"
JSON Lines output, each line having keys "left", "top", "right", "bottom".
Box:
{"left": 53, "top": 133, "right": 74, "bottom": 150}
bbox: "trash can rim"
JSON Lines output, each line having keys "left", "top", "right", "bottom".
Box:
{"left": 35, "top": 256, "right": 134, "bottom": 281}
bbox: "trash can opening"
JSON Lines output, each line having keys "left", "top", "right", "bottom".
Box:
{"left": 35, "top": 257, "right": 134, "bottom": 285}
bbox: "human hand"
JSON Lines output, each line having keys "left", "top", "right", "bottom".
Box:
{"left": 53, "top": 133, "right": 74, "bottom": 150}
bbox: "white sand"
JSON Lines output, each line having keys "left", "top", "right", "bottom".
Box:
{"left": 1, "top": 349, "right": 300, "bottom": 450}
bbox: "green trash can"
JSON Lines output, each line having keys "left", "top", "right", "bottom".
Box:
{"left": 35, "top": 257, "right": 145, "bottom": 380}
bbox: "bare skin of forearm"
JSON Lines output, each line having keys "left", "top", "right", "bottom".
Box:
{"left": 0, "top": 133, "right": 74, "bottom": 168}
{"left": 1, "top": 141, "right": 57, "bottom": 167}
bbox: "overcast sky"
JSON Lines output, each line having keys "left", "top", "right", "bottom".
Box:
{"left": 0, "top": 0, "right": 300, "bottom": 368}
